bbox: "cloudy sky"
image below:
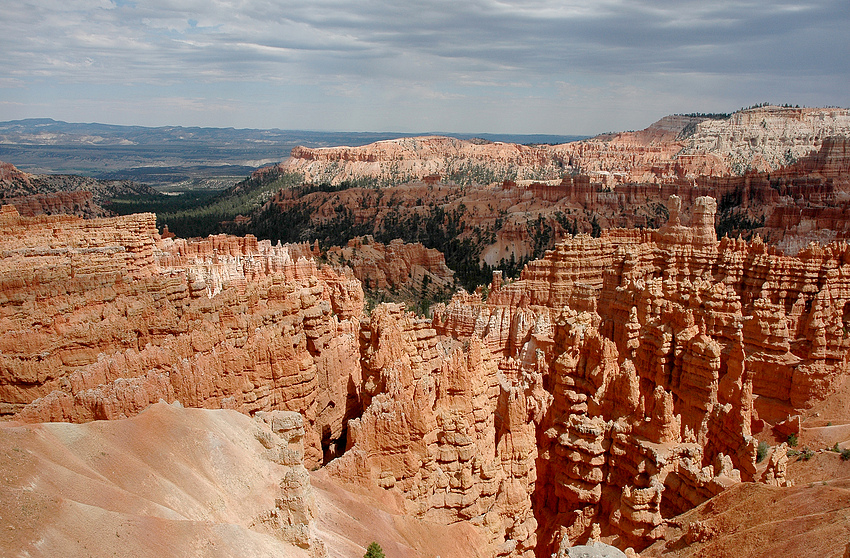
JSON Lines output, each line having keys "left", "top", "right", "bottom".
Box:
{"left": 1, "top": 0, "right": 847, "bottom": 135}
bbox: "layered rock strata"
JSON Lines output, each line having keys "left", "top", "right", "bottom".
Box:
{"left": 326, "top": 235, "right": 455, "bottom": 295}
{"left": 0, "top": 160, "right": 159, "bottom": 205}
{"left": 328, "top": 195, "right": 850, "bottom": 555}
{"left": 244, "top": 135, "right": 849, "bottom": 272}
{"left": 2, "top": 190, "right": 106, "bottom": 218}
{"left": 277, "top": 107, "right": 850, "bottom": 187}
{"left": 0, "top": 206, "right": 362, "bottom": 467}
{"left": 3, "top": 193, "right": 850, "bottom": 556}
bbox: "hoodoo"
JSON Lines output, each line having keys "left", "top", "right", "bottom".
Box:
{"left": 3, "top": 190, "right": 848, "bottom": 557}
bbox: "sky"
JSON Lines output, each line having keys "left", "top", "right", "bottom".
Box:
{"left": 0, "top": 0, "right": 848, "bottom": 135}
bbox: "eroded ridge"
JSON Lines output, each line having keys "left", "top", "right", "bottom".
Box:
{"left": 0, "top": 207, "right": 363, "bottom": 468}
{"left": 329, "top": 195, "right": 850, "bottom": 556}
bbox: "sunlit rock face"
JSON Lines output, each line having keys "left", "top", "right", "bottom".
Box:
{"left": 329, "top": 195, "right": 850, "bottom": 556}
{"left": 326, "top": 235, "right": 455, "bottom": 294}
{"left": 0, "top": 206, "right": 363, "bottom": 468}
{"left": 248, "top": 114, "right": 850, "bottom": 269}
{"left": 3, "top": 191, "right": 850, "bottom": 557}
{"left": 277, "top": 107, "right": 850, "bottom": 187}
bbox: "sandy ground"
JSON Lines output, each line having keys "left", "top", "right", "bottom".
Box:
{"left": 311, "top": 470, "right": 489, "bottom": 558}
{"left": 642, "top": 478, "right": 850, "bottom": 558}
{"left": 0, "top": 402, "right": 488, "bottom": 558}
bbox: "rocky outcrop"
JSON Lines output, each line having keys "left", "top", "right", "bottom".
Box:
{"left": 282, "top": 136, "right": 565, "bottom": 185}
{"left": 240, "top": 131, "right": 849, "bottom": 276}
{"left": 253, "top": 410, "right": 327, "bottom": 554}
{"left": 3, "top": 191, "right": 850, "bottom": 556}
{"left": 326, "top": 235, "right": 455, "bottom": 295}
{"left": 679, "top": 106, "right": 850, "bottom": 173}
{"left": 3, "top": 190, "right": 107, "bottom": 218}
{"left": 326, "top": 194, "right": 850, "bottom": 555}
{"left": 0, "top": 160, "right": 159, "bottom": 217}
{"left": 0, "top": 206, "right": 362, "bottom": 468}
{"left": 0, "top": 400, "right": 493, "bottom": 558}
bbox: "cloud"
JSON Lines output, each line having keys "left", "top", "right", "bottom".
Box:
{"left": 0, "top": 0, "right": 846, "bottom": 133}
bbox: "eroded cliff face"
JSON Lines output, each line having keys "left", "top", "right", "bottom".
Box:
{"left": 0, "top": 160, "right": 159, "bottom": 217}
{"left": 326, "top": 195, "right": 850, "bottom": 556}
{"left": 679, "top": 107, "right": 850, "bottom": 174}
{"left": 0, "top": 206, "right": 363, "bottom": 467}
{"left": 243, "top": 135, "right": 850, "bottom": 279}
{"left": 281, "top": 136, "right": 565, "bottom": 185}
{"left": 276, "top": 107, "right": 850, "bottom": 188}
{"left": 3, "top": 197, "right": 849, "bottom": 557}
{"left": 326, "top": 235, "right": 455, "bottom": 295}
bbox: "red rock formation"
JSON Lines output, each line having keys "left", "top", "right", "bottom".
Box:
{"left": 0, "top": 159, "right": 159, "bottom": 217}
{"left": 274, "top": 107, "right": 850, "bottom": 188}
{"left": 0, "top": 206, "right": 363, "bottom": 468}
{"left": 3, "top": 191, "right": 849, "bottom": 556}
{"left": 282, "top": 136, "right": 564, "bottom": 185}
{"left": 242, "top": 133, "right": 850, "bottom": 273}
{"left": 326, "top": 194, "right": 850, "bottom": 555}
{"left": 4, "top": 190, "right": 107, "bottom": 218}
{"left": 326, "top": 235, "right": 455, "bottom": 295}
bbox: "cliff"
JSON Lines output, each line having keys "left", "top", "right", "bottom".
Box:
{"left": 2, "top": 197, "right": 849, "bottom": 557}
{"left": 274, "top": 107, "right": 850, "bottom": 187}
{"left": 0, "top": 205, "right": 363, "bottom": 468}
{"left": 0, "top": 160, "right": 160, "bottom": 217}
{"left": 238, "top": 135, "right": 850, "bottom": 284}
{"left": 282, "top": 136, "right": 565, "bottom": 185}
{"left": 326, "top": 195, "right": 850, "bottom": 555}
{"left": 326, "top": 235, "right": 455, "bottom": 296}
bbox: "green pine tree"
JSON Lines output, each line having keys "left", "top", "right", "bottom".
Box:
{"left": 364, "top": 542, "right": 385, "bottom": 558}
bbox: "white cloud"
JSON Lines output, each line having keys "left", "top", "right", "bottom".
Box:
{"left": 0, "top": 0, "right": 846, "bottom": 133}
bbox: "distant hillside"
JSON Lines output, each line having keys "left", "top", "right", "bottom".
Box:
{"left": 278, "top": 106, "right": 850, "bottom": 186}
{"left": 0, "top": 160, "right": 161, "bottom": 217}
{"left": 0, "top": 161, "right": 159, "bottom": 201}
{"left": 0, "top": 119, "right": 585, "bottom": 187}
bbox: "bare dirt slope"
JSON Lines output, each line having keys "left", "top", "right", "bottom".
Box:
{"left": 0, "top": 401, "right": 307, "bottom": 557}
{"left": 0, "top": 401, "right": 486, "bottom": 558}
{"left": 641, "top": 479, "right": 850, "bottom": 558}
{"left": 311, "top": 470, "right": 490, "bottom": 558}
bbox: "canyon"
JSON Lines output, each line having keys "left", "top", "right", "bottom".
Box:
{"left": 2, "top": 190, "right": 849, "bottom": 557}
{"left": 2, "top": 105, "right": 850, "bottom": 558}
{"left": 234, "top": 125, "right": 850, "bottom": 288}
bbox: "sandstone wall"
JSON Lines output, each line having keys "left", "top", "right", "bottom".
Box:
{"left": 326, "top": 235, "right": 455, "bottom": 295}
{"left": 247, "top": 135, "right": 850, "bottom": 275}
{"left": 0, "top": 206, "right": 363, "bottom": 468}
{"left": 326, "top": 195, "right": 850, "bottom": 556}
{"left": 3, "top": 193, "right": 850, "bottom": 556}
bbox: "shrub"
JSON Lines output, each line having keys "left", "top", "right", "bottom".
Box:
{"left": 787, "top": 433, "right": 798, "bottom": 447}
{"left": 756, "top": 441, "right": 770, "bottom": 463}
{"left": 841, "top": 448, "right": 850, "bottom": 461}
{"left": 364, "top": 542, "right": 385, "bottom": 558}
